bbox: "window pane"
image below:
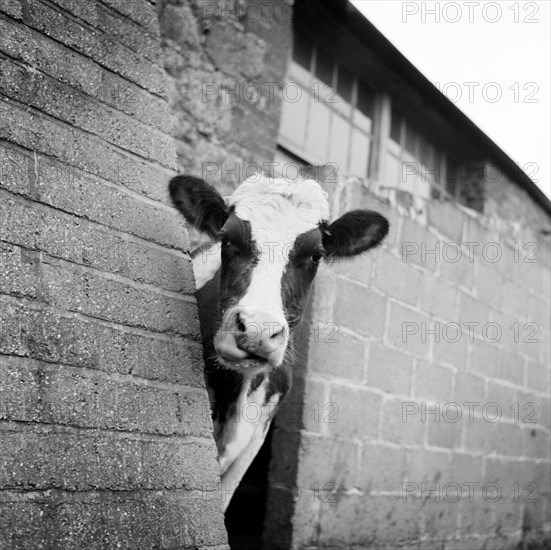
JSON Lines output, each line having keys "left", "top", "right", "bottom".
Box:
{"left": 400, "top": 152, "right": 418, "bottom": 194}
{"left": 305, "top": 100, "right": 332, "bottom": 160}
{"left": 293, "top": 33, "right": 313, "bottom": 69}
{"left": 386, "top": 153, "right": 401, "bottom": 188}
{"left": 279, "top": 84, "right": 310, "bottom": 149}
{"left": 390, "top": 108, "right": 401, "bottom": 143}
{"left": 315, "top": 47, "right": 334, "bottom": 87}
{"left": 329, "top": 113, "right": 351, "bottom": 171}
{"left": 357, "top": 80, "right": 374, "bottom": 118}
{"left": 337, "top": 64, "right": 353, "bottom": 102}
{"left": 349, "top": 128, "right": 370, "bottom": 177}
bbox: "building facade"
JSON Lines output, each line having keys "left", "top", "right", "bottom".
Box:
{"left": 0, "top": 0, "right": 549, "bottom": 549}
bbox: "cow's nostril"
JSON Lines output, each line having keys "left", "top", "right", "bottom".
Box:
{"left": 236, "top": 313, "right": 247, "bottom": 334}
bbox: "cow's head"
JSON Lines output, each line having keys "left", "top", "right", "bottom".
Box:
{"left": 170, "top": 174, "right": 388, "bottom": 373}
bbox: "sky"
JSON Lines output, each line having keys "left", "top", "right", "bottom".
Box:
{"left": 350, "top": 0, "right": 550, "bottom": 199}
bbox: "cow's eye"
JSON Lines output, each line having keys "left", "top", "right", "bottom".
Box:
{"left": 311, "top": 252, "right": 322, "bottom": 264}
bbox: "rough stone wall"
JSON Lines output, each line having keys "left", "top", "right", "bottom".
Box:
{"left": 266, "top": 178, "right": 551, "bottom": 549}
{"left": 0, "top": 0, "right": 227, "bottom": 548}
{"left": 157, "top": 0, "right": 293, "bottom": 196}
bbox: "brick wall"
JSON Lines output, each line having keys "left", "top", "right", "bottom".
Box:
{"left": 265, "top": 176, "right": 551, "bottom": 549}
{"left": 0, "top": 1, "right": 227, "bottom": 548}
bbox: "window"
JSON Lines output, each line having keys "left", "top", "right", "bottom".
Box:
{"left": 384, "top": 109, "right": 453, "bottom": 201}
{"left": 278, "top": 32, "right": 375, "bottom": 180}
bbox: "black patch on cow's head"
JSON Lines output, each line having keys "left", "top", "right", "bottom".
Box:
{"left": 281, "top": 227, "right": 324, "bottom": 329}
{"left": 322, "top": 209, "right": 389, "bottom": 259}
{"left": 218, "top": 214, "right": 259, "bottom": 313}
{"left": 169, "top": 175, "right": 228, "bottom": 239}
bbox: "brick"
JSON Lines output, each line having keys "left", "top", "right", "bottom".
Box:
{"left": 100, "top": 0, "right": 160, "bottom": 36}
{"left": 0, "top": 300, "right": 205, "bottom": 387}
{"left": 399, "top": 217, "right": 440, "bottom": 272}
{"left": 432, "top": 330, "right": 468, "bottom": 369}
{"left": 367, "top": 343, "right": 412, "bottom": 395}
{"left": 494, "top": 348, "right": 524, "bottom": 385}
{"left": 485, "top": 382, "right": 516, "bottom": 422}
{"left": 310, "top": 268, "right": 335, "bottom": 320}
{"left": 0, "top": 100, "right": 176, "bottom": 204}
{"left": 297, "top": 433, "right": 358, "bottom": 490}
{"left": 0, "top": 0, "right": 23, "bottom": 19}
{"left": 0, "top": 57, "right": 174, "bottom": 166}
{"left": 469, "top": 339, "right": 498, "bottom": 377}
{"left": 501, "top": 279, "right": 531, "bottom": 320}
{"left": 373, "top": 249, "right": 419, "bottom": 305}
{"left": 484, "top": 457, "right": 533, "bottom": 488}
{"left": 427, "top": 201, "right": 464, "bottom": 242}
{"left": 525, "top": 361, "right": 551, "bottom": 394}
{"left": 333, "top": 282, "right": 387, "bottom": 338}
{"left": 0, "top": 427, "right": 220, "bottom": 491}
{"left": 458, "top": 495, "right": 495, "bottom": 537}
{"left": 309, "top": 329, "right": 366, "bottom": 382}
{"left": 489, "top": 308, "right": 529, "bottom": 355}
{"left": 413, "top": 362, "right": 453, "bottom": 402}
{"left": 0, "top": 241, "right": 41, "bottom": 299}
{"left": 331, "top": 246, "right": 376, "bottom": 285}
{"left": 463, "top": 215, "right": 495, "bottom": 255}
{"left": 474, "top": 261, "right": 503, "bottom": 308}
{"left": 327, "top": 384, "right": 381, "bottom": 440}
{"left": 39, "top": 260, "right": 200, "bottom": 337}
{"left": 426, "top": 413, "right": 462, "bottom": 449}
{"left": 406, "top": 448, "right": 451, "bottom": 485}
{"left": 381, "top": 397, "right": 424, "bottom": 445}
{"left": 0, "top": 356, "right": 42, "bottom": 422}
{"left": 522, "top": 427, "right": 550, "bottom": 459}
{"left": 387, "top": 302, "right": 431, "bottom": 357}
{"left": 7, "top": 357, "right": 211, "bottom": 437}
{"left": 453, "top": 371, "right": 485, "bottom": 405}
{"left": 492, "top": 498, "right": 523, "bottom": 535}
{"left": 463, "top": 416, "right": 497, "bottom": 454}
{"left": 359, "top": 443, "right": 406, "bottom": 493}
{"left": 493, "top": 422, "right": 523, "bottom": 457}
{"left": 440, "top": 249, "right": 474, "bottom": 291}
{"left": 451, "top": 453, "right": 483, "bottom": 482}
{"left": 301, "top": 377, "right": 327, "bottom": 434}
{"left": 418, "top": 271, "right": 457, "bottom": 320}
{"left": 457, "top": 292, "right": 490, "bottom": 340}
{"left": 422, "top": 499, "right": 459, "bottom": 541}
{"left": 528, "top": 294, "right": 551, "bottom": 332}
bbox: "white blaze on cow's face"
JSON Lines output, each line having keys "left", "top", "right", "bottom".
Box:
{"left": 212, "top": 176, "right": 330, "bottom": 371}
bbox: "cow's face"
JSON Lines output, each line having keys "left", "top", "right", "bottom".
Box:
{"left": 170, "top": 174, "right": 389, "bottom": 373}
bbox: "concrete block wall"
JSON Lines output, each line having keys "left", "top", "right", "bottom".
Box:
{"left": 0, "top": 0, "right": 227, "bottom": 548}
{"left": 266, "top": 178, "right": 551, "bottom": 549}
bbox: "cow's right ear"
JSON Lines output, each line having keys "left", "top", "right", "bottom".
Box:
{"left": 169, "top": 175, "right": 228, "bottom": 239}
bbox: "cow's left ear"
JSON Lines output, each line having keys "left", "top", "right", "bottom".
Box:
{"left": 323, "top": 210, "right": 389, "bottom": 260}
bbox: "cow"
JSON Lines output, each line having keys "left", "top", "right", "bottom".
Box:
{"left": 169, "top": 172, "right": 389, "bottom": 511}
